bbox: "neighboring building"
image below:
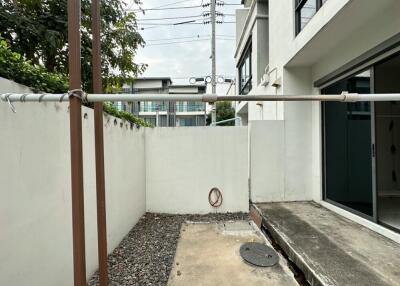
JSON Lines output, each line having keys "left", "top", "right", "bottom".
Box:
{"left": 116, "top": 77, "right": 207, "bottom": 127}
{"left": 170, "top": 84, "right": 207, "bottom": 127}
{"left": 235, "top": 0, "right": 400, "bottom": 233}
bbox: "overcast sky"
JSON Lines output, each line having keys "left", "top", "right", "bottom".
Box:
{"left": 126, "top": 0, "right": 242, "bottom": 85}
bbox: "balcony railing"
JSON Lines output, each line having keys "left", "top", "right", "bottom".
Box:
{"left": 140, "top": 102, "right": 205, "bottom": 112}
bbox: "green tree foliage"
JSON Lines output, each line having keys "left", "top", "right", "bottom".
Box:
{"left": 0, "top": 0, "right": 146, "bottom": 92}
{"left": 0, "top": 38, "right": 150, "bottom": 127}
{"left": 103, "top": 102, "right": 153, "bottom": 128}
{"left": 0, "top": 38, "right": 68, "bottom": 92}
{"left": 207, "top": 101, "right": 236, "bottom": 126}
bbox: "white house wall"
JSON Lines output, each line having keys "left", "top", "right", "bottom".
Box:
{"left": 240, "top": 0, "right": 400, "bottom": 203}
{"left": 235, "top": 0, "right": 270, "bottom": 122}
{"left": 250, "top": 120, "right": 284, "bottom": 202}
{"left": 235, "top": 8, "right": 249, "bottom": 46}
{"left": 311, "top": 0, "right": 400, "bottom": 82}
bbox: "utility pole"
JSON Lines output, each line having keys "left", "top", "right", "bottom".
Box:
{"left": 210, "top": 0, "right": 217, "bottom": 125}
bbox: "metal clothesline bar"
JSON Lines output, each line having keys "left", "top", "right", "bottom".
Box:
{"left": 2, "top": 92, "right": 400, "bottom": 103}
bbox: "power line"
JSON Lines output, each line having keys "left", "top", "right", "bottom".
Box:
{"left": 130, "top": 1, "right": 242, "bottom": 12}
{"left": 138, "top": 18, "right": 210, "bottom": 26}
{"left": 147, "top": 39, "right": 210, "bottom": 46}
{"left": 146, "top": 35, "right": 210, "bottom": 42}
{"left": 145, "top": 34, "right": 235, "bottom": 41}
{"left": 149, "top": 0, "right": 198, "bottom": 9}
{"left": 128, "top": 5, "right": 202, "bottom": 12}
{"left": 139, "top": 26, "right": 162, "bottom": 30}
{"left": 139, "top": 21, "right": 235, "bottom": 26}
{"left": 138, "top": 20, "right": 202, "bottom": 26}
{"left": 137, "top": 14, "right": 204, "bottom": 21}
{"left": 137, "top": 13, "right": 235, "bottom": 21}
{"left": 146, "top": 38, "right": 234, "bottom": 46}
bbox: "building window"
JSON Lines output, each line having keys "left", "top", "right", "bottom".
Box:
{"left": 140, "top": 101, "right": 167, "bottom": 112}
{"left": 176, "top": 102, "right": 205, "bottom": 112}
{"left": 238, "top": 41, "right": 252, "bottom": 95}
{"left": 295, "top": 0, "right": 327, "bottom": 35}
{"left": 187, "top": 102, "right": 205, "bottom": 112}
{"left": 176, "top": 102, "right": 185, "bottom": 112}
{"left": 178, "top": 117, "right": 196, "bottom": 126}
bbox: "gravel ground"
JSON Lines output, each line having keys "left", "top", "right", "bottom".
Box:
{"left": 88, "top": 212, "right": 249, "bottom": 286}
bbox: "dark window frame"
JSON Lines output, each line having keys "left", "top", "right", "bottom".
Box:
{"left": 238, "top": 39, "right": 252, "bottom": 95}
{"left": 295, "top": 0, "right": 325, "bottom": 35}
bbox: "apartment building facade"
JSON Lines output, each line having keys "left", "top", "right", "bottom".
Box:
{"left": 117, "top": 78, "right": 207, "bottom": 127}
{"left": 235, "top": 0, "right": 400, "bottom": 235}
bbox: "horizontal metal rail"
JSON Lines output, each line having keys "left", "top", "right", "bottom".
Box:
{"left": 2, "top": 92, "right": 400, "bottom": 103}
{"left": 211, "top": 117, "right": 242, "bottom": 126}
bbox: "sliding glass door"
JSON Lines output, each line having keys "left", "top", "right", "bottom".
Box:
{"left": 322, "top": 70, "right": 374, "bottom": 218}
{"left": 374, "top": 53, "right": 400, "bottom": 231}
{"left": 322, "top": 53, "right": 400, "bottom": 232}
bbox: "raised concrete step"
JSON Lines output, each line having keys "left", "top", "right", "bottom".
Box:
{"left": 253, "top": 202, "right": 400, "bottom": 286}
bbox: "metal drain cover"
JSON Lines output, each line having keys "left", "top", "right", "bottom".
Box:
{"left": 240, "top": 242, "right": 279, "bottom": 267}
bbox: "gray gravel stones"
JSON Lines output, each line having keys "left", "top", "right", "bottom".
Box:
{"left": 88, "top": 212, "right": 249, "bottom": 286}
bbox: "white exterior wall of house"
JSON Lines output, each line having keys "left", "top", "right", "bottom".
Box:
{"left": 235, "top": 0, "right": 274, "bottom": 125}
{"left": 267, "top": 0, "right": 400, "bottom": 202}
{"left": 237, "top": 0, "right": 400, "bottom": 240}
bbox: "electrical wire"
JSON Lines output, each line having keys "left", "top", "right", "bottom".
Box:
{"left": 139, "top": 21, "right": 235, "bottom": 26}
{"left": 146, "top": 39, "right": 210, "bottom": 46}
{"left": 146, "top": 38, "right": 234, "bottom": 46}
{"left": 129, "top": 0, "right": 199, "bottom": 12}
{"left": 138, "top": 18, "right": 210, "bottom": 26}
{"left": 145, "top": 34, "right": 235, "bottom": 42}
{"left": 137, "top": 14, "right": 204, "bottom": 21}
{"left": 146, "top": 35, "right": 209, "bottom": 41}
{"left": 150, "top": 0, "right": 198, "bottom": 9}
{"left": 128, "top": 5, "right": 202, "bottom": 12}
{"left": 137, "top": 13, "right": 235, "bottom": 21}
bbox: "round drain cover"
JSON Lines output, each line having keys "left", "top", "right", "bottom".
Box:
{"left": 240, "top": 242, "right": 279, "bottom": 267}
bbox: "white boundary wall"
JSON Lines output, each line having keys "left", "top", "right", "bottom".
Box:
{"left": 145, "top": 127, "right": 249, "bottom": 214}
{"left": 0, "top": 79, "right": 146, "bottom": 285}
{"left": 0, "top": 77, "right": 251, "bottom": 285}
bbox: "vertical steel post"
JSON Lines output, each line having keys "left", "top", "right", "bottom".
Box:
{"left": 68, "top": 0, "right": 87, "bottom": 285}
{"left": 91, "top": 0, "right": 108, "bottom": 285}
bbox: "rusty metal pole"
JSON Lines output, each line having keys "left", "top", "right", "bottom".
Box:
{"left": 68, "top": 0, "right": 87, "bottom": 285}
{"left": 91, "top": 0, "right": 108, "bottom": 285}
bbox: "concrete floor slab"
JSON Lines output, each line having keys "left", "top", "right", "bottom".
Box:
{"left": 255, "top": 202, "right": 400, "bottom": 286}
{"left": 167, "top": 221, "right": 298, "bottom": 286}
{"left": 378, "top": 197, "right": 400, "bottom": 230}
